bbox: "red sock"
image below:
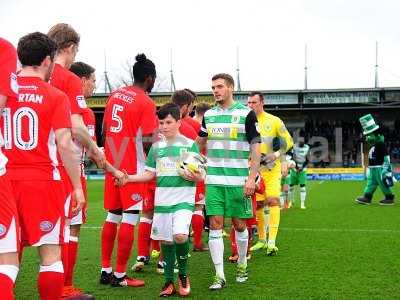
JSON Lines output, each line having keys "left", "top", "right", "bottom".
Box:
{"left": 192, "top": 212, "right": 204, "bottom": 248}
{"left": 230, "top": 227, "right": 237, "bottom": 255}
{"left": 65, "top": 237, "right": 78, "bottom": 286}
{"left": 101, "top": 221, "right": 118, "bottom": 268}
{"left": 137, "top": 219, "right": 151, "bottom": 257}
{"left": 115, "top": 222, "right": 135, "bottom": 273}
{"left": 151, "top": 239, "right": 160, "bottom": 252}
{"left": 61, "top": 243, "right": 68, "bottom": 284}
{"left": 38, "top": 262, "right": 64, "bottom": 300}
{"left": 0, "top": 273, "right": 15, "bottom": 300}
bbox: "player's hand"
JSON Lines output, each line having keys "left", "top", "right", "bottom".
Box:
{"left": 182, "top": 169, "right": 204, "bottom": 182}
{"left": 244, "top": 176, "right": 256, "bottom": 197}
{"left": 88, "top": 146, "right": 106, "bottom": 169}
{"left": 115, "top": 169, "right": 129, "bottom": 186}
{"left": 71, "top": 187, "right": 85, "bottom": 216}
{"left": 281, "top": 161, "right": 289, "bottom": 177}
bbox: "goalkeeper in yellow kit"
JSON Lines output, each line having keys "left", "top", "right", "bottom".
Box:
{"left": 247, "top": 92, "right": 293, "bottom": 255}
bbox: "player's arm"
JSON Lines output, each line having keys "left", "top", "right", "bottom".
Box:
{"left": 0, "top": 95, "right": 6, "bottom": 111}
{"left": 117, "top": 144, "right": 157, "bottom": 186}
{"left": 71, "top": 113, "right": 105, "bottom": 168}
{"left": 245, "top": 110, "right": 261, "bottom": 196}
{"left": 55, "top": 127, "right": 84, "bottom": 213}
{"left": 126, "top": 170, "right": 155, "bottom": 183}
{"left": 196, "top": 117, "right": 208, "bottom": 151}
{"left": 277, "top": 119, "right": 293, "bottom": 153}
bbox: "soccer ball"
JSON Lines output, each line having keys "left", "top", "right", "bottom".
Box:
{"left": 177, "top": 152, "right": 207, "bottom": 180}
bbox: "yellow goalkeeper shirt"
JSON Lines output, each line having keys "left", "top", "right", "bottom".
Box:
{"left": 257, "top": 111, "right": 293, "bottom": 166}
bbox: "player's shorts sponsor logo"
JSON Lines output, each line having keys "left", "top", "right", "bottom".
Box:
{"left": 131, "top": 193, "right": 143, "bottom": 202}
{"left": 0, "top": 224, "right": 6, "bottom": 237}
{"left": 40, "top": 221, "right": 54, "bottom": 232}
{"left": 76, "top": 95, "right": 87, "bottom": 108}
{"left": 152, "top": 227, "right": 158, "bottom": 235}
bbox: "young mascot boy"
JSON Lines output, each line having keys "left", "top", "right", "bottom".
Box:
{"left": 117, "top": 103, "right": 204, "bottom": 297}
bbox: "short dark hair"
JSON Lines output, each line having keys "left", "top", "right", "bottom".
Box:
{"left": 132, "top": 54, "right": 156, "bottom": 83}
{"left": 212, "top": 73, "right": 234, "bottom": 88}
{"left": 195, "top": 102, "right": 211, "bottom": 116}
{"left": 17, "top": 32, "right": 58, "bottom": 67}
{"left": 48, "top": 23, "right": 80, "bottom": 50}
{"left": 70, "top": 62, "right": 95, "bottom": 78}
{"left": 171, "top": 90, "right": 195, "bottom": 108}
{"left": 157, "top": 103, "right": 181, "bottom": 121}
{"left": 249, "top": 91, "right": 264, "bottom": 102}
{"left": 184, "top": 88, "right": 197, "bottom": 100}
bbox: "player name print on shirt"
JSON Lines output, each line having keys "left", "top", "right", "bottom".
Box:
{"left": 18, "top": 93, "right": 43, "bottom": 104}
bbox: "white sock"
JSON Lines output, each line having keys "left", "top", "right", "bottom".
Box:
{"left": 235, "top": 229, "right": 248, "bottom": 265}
{"left": 300, "top": 187, "right": 306, "bottom": 206}
{"left": 208, "top": 229, "right": 225, "bottom": 280}
{"left": 279, "top": 193, "right": 285, "bottom": 207}
{"left": 289, "top": 186, "right": 295, "bottom": 204}
{"left": 0, "top": 265, "right": 19, "bottom": 282}
{"left": 114, "top": 271, "right": 125, "bottom": 278}
{"left": 101, "top": 267, "right": 112, "bottom": 273}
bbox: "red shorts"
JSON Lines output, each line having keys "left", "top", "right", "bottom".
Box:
{"left": 59, "top": 167, "right": 73, "bottom": 218}
{"left": 0, "top": 174, "right": 20, "bottom": 254}
{"left": 142, "top": 180, "right": 155, "bottom": 213}
{"left": 71, "top": 176, "right": 87, "bottom": 225}
{"left": 10, "top": 180, "right": 65, "bottom": 247}
{"left": 195, "top": 182, "right": 205, "bottom": 205}
{"left": 246, "top": 194, "right": 257, "bottom": 226}
{"left": 104, "top": 174, "right": 146, "bottom": 211}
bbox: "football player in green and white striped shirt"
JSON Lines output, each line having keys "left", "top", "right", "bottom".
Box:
{"left": 118, "top": 103, "right": 204, "bottom": 297}
{"left": 197, "top": 73, "right": 261, "bottom": 289}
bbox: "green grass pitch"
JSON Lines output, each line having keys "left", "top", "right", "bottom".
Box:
{"left": 15, "top": 180, "right": 400, "bottom": 299}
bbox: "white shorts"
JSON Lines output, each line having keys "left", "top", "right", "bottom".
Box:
{"left": 150, "top": 210, "right": 193, "bottom": 242}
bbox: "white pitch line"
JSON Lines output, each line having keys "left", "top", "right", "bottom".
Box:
{"left": 81, "top": 226, "right": 400, "bottom": 234}
{"left": 318, "top": 180, "right": 325, "bottom": 185}
{"left": 280, "top": 227, "right": 400, "bottom": 234}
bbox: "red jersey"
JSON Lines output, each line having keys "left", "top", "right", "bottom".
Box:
{"left": 184, "top": 116, "right": 201, "bottom": 134}
{"left": 2, "top": 76, "right": 71, "bottom": 180}
{"left": 82, "top": 107, "right": 96, "bottom": 142}
{"left": 103, "top": 86, "right": 157, "bottom": 174}
{"left": 0, "top": 38, "right": 18, "bottom": 175}
{"left": 179, "top": 118, "right": 197, "bottom": 140}
{"left": 50, "top": 63, "right": 86, "bottom": 115}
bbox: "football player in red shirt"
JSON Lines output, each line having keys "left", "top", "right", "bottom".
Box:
{"left": 100, "top": 54, "right": 157, "bottom": 287}
{"left": 68, "top": 61, "right": 97, "bottom": 293}
{"left": 0, "top": 37, "right": 19, "bottom": 300}
{"left": 47, "top": 23, "right": 105, "bottom": 299}
{"left": 2, "top": 32, "right": 85, "bottom": 300}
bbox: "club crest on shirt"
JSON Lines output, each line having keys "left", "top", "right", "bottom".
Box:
{"left": 131, "top": 193, "right": 143, "bottom": 202}
{"left": 0, "top": 224, "right": 6, "bottom": 237}
{"left": 40, "top": 221, "right": 54, "bottom": 232}
{"left": 231, "top": 115, "right": 240, "bottom": 124}
{"left": 263, "top": 122, "right": 272, "bottom": 132}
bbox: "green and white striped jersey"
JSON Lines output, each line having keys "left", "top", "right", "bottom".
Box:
{"left": 145, "top": 134, "right": 199, "bottom": 213}
{"left": 199, "top": 101, "right": 260, "bottom": 187}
